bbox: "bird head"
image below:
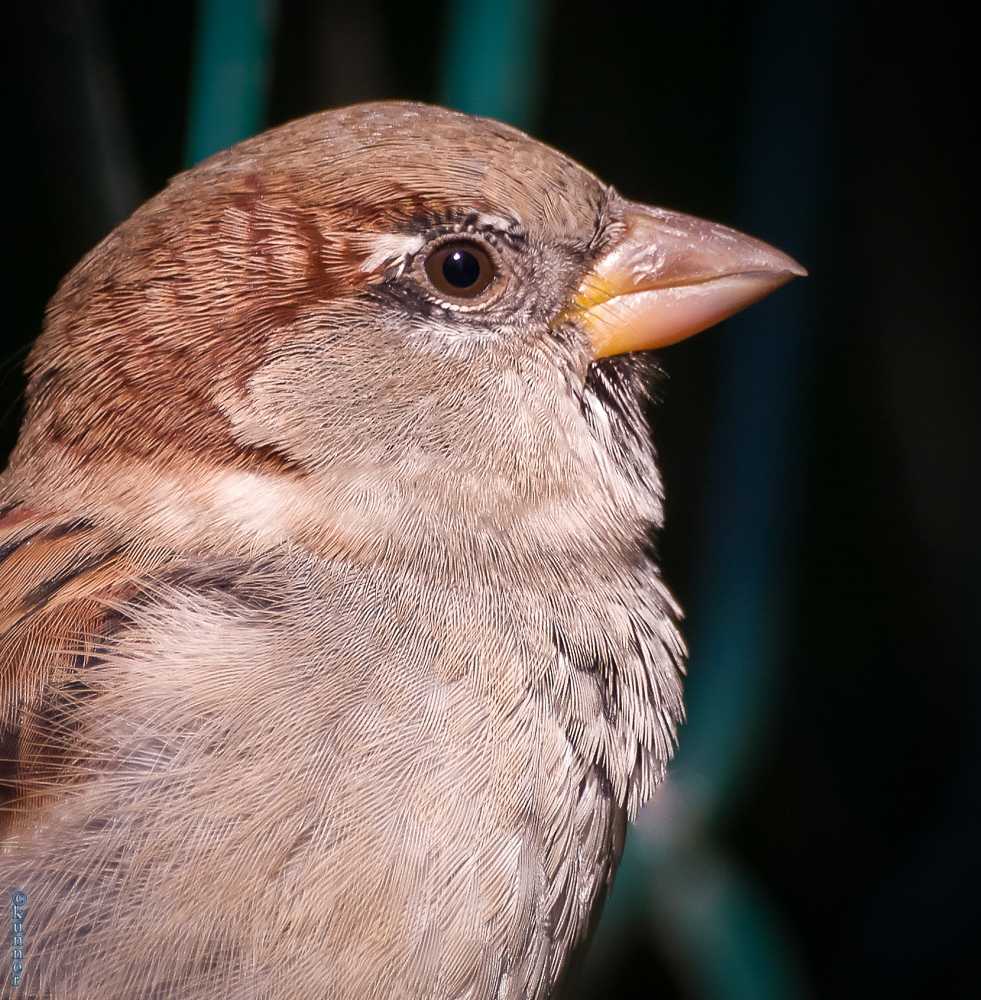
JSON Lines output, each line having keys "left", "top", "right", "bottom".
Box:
{"left": 7, "top": 102, "right": 803, "bottom": 562}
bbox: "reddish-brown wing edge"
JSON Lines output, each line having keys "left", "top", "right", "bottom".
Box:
{"left": 0, "top": 502, "right": 170, "bottom": 836}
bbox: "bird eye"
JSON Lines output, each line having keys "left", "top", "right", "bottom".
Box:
{"left": 423, "top": 240, "right": 497, "bottom": 299}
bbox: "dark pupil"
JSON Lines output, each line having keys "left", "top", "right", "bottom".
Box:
{"left": 442, "top": 250, "right": 481, "bottom": 289}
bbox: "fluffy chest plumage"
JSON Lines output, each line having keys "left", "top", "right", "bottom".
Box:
{"left": 1, "top": 545, "right": 677, "bottom": 1000}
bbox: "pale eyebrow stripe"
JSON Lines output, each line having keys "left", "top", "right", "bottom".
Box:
{"left": 359, "top": 233, "right": 427, "bottom": 272}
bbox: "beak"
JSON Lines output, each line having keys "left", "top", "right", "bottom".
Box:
{"left": 570, "top": 202, "right": 806, "bottom": 358}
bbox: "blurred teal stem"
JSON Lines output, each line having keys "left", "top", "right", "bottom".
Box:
{"left": 441, "top": 0, "right": 548, "bottom": 131}
{"left": 184, "top": 0, "right": 277, "bottom": 166}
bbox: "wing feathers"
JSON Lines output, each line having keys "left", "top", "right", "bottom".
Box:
{"left": 0, "top": 503, "right": 164, "bottom": 834}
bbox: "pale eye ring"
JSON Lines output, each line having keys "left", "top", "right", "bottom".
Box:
{"left": 423, "top": 239, "right": 498, "bottom": 299}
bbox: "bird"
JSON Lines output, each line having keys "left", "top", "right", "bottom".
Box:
{"left": 0, "top": 101, "right": 803, "bottom": 999}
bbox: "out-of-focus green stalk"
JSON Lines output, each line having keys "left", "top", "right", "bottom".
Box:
{"left": 184, "top": 0, "right": 277, "bottom": 166}
{"left": 440, "top": 0, "right": 547, "bottom": 131}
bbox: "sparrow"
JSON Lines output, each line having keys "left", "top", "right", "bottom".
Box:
{"left": 0, "top": 102, "right": 803, "bottom": 999}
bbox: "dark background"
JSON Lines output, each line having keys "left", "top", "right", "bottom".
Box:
{"left": 2, "top": 2, "right": 976, "bottom": 997}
